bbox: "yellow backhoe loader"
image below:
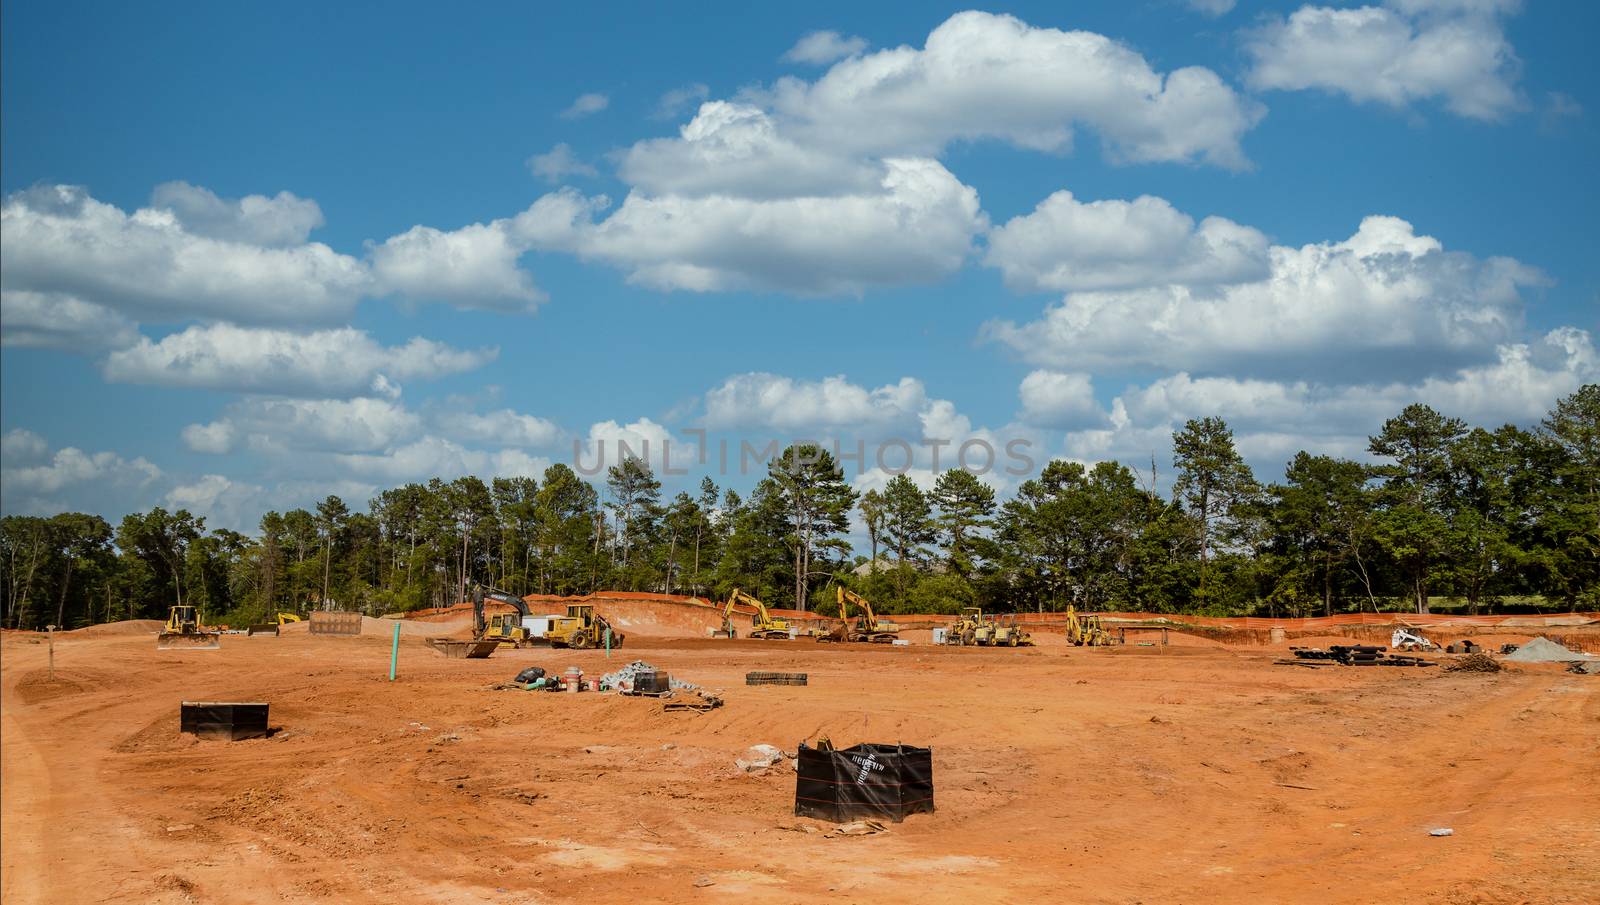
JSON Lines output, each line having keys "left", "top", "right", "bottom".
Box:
{"left": 716, "top": 588, "right": 791, "bottom": 640}
{"left": 543, "top": 602, "right": 624, "bottom": 649}
{"left": 836, "top": 587, "right": 901, "bottom": 643}
{"left": 1064, "top": 605, "right": 1113, "bottom": 646}
{"left": 158, "top": 605, "right": 221, "bottom": 650}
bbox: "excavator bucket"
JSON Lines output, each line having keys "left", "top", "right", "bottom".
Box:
{"left": 157, "top": 630, "right": 221, "bottom": 650}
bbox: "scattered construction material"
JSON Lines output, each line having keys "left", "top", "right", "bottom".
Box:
{"left": 1429, "top": 828, "right": 1454, "bottom": 837}
{"left": 157, "top": 606, "right": 221, "bottom": 650}
{"left": 309, "top": 611, "right": 362, "bottom": 636}
{"left": 1445, "top": 653, "right": 1502, "bottom": 673}
{"left": 1503, "top": 636, "right": 1596, "bottom": 663}
{"left": 795, "top": 741, "right": 934, "bottom": 823}
{"left": 828, "top": 820, "right": 889, "bottom": 837}
{"left": 180, "top": 701, "right": 268, "bottom": 740}
{"left": 663, "top": 690, "right": 722, "bottom": 712}
{"left": 747, "top": 671, "right": 807, "bottom": 686}
{"left": 513, "top": 666, "right": 547, "bottom": 684}
{"left": 736, "top": 744, "right": 788, "bottom": 772}
{"left": 1444, "top": 640, "right": 1482, "bottom": 654}
{"left": 603, "top": 659, "right": 696, "bottom": 693}
{"left": 1291, "top": 645, "right": 1436, "bottom": 667}
{"left": 428, "top": 638, "right": 499, "bottom": 659}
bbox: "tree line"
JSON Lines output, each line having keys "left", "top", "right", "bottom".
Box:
{"left": 2, "top": 387, "right": 1595, "bottom": 629}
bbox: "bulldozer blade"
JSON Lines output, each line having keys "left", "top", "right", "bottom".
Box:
{"left": 157, "top": 631, "right": 222, "bottom": 651}
{"left": 245, "top": 624, "right": 279, "bottom": 637}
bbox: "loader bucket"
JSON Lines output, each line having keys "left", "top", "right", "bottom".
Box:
{"left": 157, "top": 631, "right": 222, "bottom": 651}
{"left": 245, "top": 623, "right": 279, "bottom": 637}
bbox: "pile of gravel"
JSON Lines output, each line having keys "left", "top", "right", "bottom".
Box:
{"left": 1503, "top": 637, "right": 1594, "bottom": 663}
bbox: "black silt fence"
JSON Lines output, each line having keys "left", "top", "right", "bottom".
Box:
{"left": 794, "top": 742, "right": 933, "bottom": 823}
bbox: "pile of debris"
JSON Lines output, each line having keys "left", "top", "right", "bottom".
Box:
{"left": 1444, "top": 652, "right": 1502, "bottom": 673}
{"left": 600, "top": 660, "right": 699, "bottom": 693}
{"left": 1286, "top": 645, "right": 1437, "bottom": 668}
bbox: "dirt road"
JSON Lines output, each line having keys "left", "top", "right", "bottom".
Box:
{"left": 3, "top": 626, "right": 1596, "bottom": 903}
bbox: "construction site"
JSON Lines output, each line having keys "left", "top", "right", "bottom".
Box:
{"left": 3, "top": 592, "right": 1597, "bottom": 905}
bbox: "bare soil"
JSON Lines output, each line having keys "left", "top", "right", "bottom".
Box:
{"left": 3, "top": 623, "right": 1597, "bottom": 904}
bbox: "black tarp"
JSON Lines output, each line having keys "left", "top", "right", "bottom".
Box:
{"left": 794, "top": 742, "right": 934, "bottom": 822}
{"left": 180, "top": 701, "right": 269, "bottom": 740}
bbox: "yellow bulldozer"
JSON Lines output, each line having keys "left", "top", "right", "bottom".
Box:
{"left": 158, "top": 605, "right": 221, "bottom": 650}
{"left": 715, "top": 588, "right": 791, "bottom": 640}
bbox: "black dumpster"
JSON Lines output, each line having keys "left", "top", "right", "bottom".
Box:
{"left": 794, "top": 742, "right": 933, "bottom": 823}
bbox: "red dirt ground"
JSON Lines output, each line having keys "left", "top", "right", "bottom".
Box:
{"left": 3, "top": 620, "right": 1597, "bottom": 904}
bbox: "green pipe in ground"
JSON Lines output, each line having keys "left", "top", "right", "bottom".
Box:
{"left": 390, "top": 621, "right": 400, "bottom": 680}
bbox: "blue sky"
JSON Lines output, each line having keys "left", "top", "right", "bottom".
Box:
{"left": 2, "top": 0, "right": 1596, "bottom": 531}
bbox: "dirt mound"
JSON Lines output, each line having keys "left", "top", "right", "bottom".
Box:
{"left": 276, "top": 616, "right": 467, "bottom": 638}
{"left": 1504, "top": 636, "right": 1595, "bottom": 663}
{"left": 64, "top": 619, "right": 163, "bottom": 637}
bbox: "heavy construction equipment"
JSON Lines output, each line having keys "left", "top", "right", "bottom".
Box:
{"left": 1391, "top": 627, "right": 1439, "bottom": 652}
{"left": 470, "top": 584, "right": 545, "bottom": 648}
{"left": 717, "top": 588, "right": 791, "bottom": 640}
{"left": 943, "top": 607, "right": 987, "bottom": 646}
{"left": 991, "top": 614, "right": 1035, "bottom": 647}
{"left": 1064, "top": 605, "right": 1113, "bottom": 646}
{"left": 157, "top": 605, "right": 221, "bottom": 650}
{"left": 275, "top": 612, "right": 302, "bottom": 624}
{"left": 545, "top": 602, "right": 624, "bottom": 649}
{"left": 837, "top": 587, "right": 901, "bottom": 643}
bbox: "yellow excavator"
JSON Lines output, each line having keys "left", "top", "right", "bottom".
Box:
{"left": 716, "top": 588, "right": 791, "bottom": 640}
{"left": 1064, "top": 605, "right": 1113, "bottom": 646}
{"left": 836, "top": 587, "right": 901, "bottom": 644}
{"left": 472, "top": 585, "right": 542, "bottom": 648}
{"left": 158, "top": 605, "right": 221, "bottom": 650}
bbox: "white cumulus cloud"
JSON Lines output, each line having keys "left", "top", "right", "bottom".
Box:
{"left": 185, "top": 397, "right": 423, "bottom": 455}
{"left": 148, "top": 181, "right": 325, "bottom": 247}
{"left": 0, "top": 185, "right": 370, "bottom": 326}
{"left": 0, "top": 431, "right": 161, "bottom": 516}
{"left": 1245, "top": 0, "right": 1524, "bottom": 120}
{"left": 533, "top": 157, "right": 985, "bottom": 293}
{"left": 985, "top": 190, "right": 1270, "bottom": 292}
{"left": 986, "top": 215, "right": 1541, "bottom": 382}
{"left": 369, "top": 219, "right": 546, "bottom": 310}
{"left": 103, "top": 324, "right": 493, "bottom": 397}
{"left": 764, "top": 11, "right": 1262, "bottom": 168}
{"left": 0, "top": 289, "right": 140, "bottom": 350}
